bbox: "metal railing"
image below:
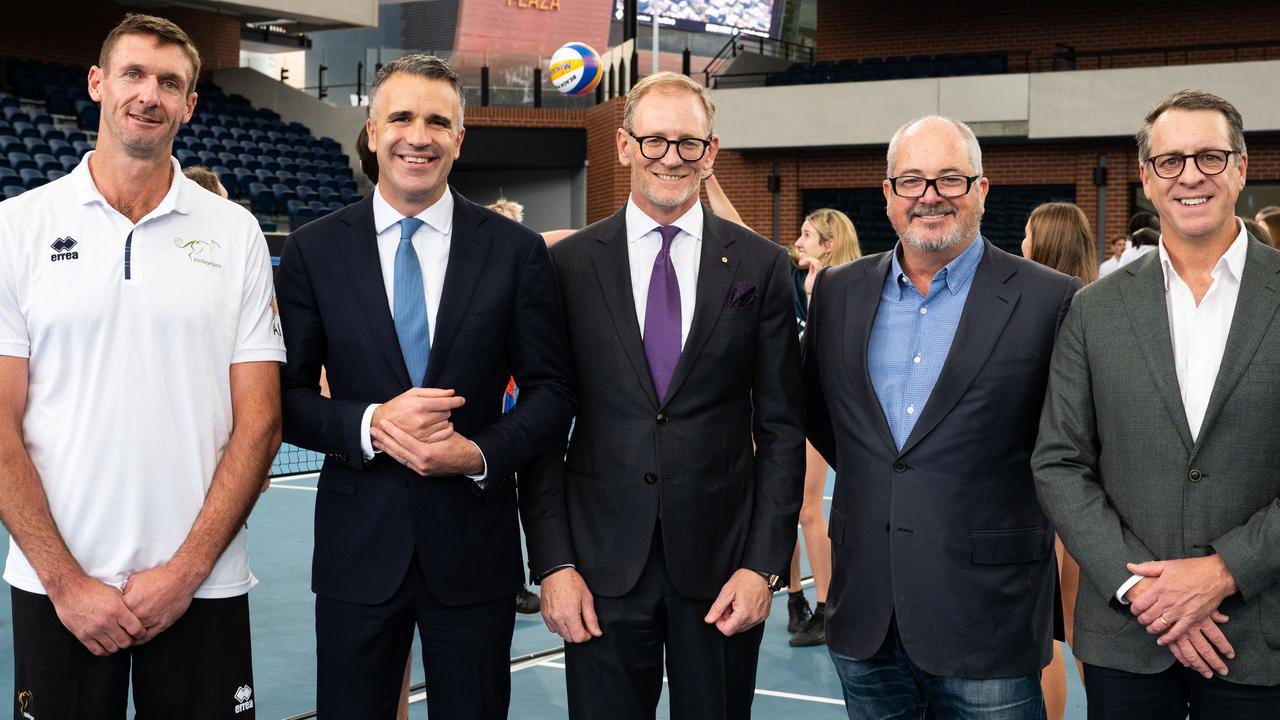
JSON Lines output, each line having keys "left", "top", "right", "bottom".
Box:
{"left": 702, "top": 31, "right": 814, "bottom": 88}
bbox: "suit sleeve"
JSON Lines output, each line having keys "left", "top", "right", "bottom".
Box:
{"left": 1210, "top": 498, "right": 1280, "bottom": 601}
{"left": 803, "top": 266, "right": 837, "bottom": 467}
{"left": 515, "top": 245, "right": 577, "bottom": 579}
{"left": 276, "top": 233, "right": 369, "bottom": 469}
{"left": 466, "top": 234, "right": 575, "bottom": 488}
{"left": 1032, "top": 291, "right": 1158, "bottom": 603}
{"left": 742, "top": 246, "right": 806, "bottom": 577}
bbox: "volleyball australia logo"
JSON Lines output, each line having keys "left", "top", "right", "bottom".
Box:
{"left": 174, "top": 236, "right": 222, "bottom": 268}
{"left": 233, "top": 684, "right": 254, "bottom": 714}
{"left": 50, "top": 236, "right": 79, "bottom": 262}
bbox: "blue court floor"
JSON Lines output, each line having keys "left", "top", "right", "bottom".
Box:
{"left": 0, "top": 468, "right": 1088, "bottom": 718}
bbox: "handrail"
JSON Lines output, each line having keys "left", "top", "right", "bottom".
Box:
{"left": 702, "top": 32, "right": 814, "bottom": 88}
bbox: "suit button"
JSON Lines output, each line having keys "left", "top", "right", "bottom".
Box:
{"left": 656, "top": 412, "right": 668, "bottom": 425}
{"left": 644, "top": 472, "right": 658, "bottom": 485}
{"left": 893, "top": 461, "right": 906, "bottom": 473}
{"left": 1188, "top": 468, "right": 1202, "bottom": 482}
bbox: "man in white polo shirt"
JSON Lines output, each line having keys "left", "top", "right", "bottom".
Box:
{"left": 0, "top": 14, "right": 283, "bottom": 719}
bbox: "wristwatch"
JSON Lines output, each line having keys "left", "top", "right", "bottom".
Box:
{"left": 751, "top": 569, "right": 785, "bottom": 592}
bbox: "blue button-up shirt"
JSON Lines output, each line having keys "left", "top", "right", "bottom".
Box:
{"left": 868, "top": 234, "right": 985, "bottom": 450}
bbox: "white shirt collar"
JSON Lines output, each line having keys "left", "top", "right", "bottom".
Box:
{"left": 624, "top": 197, "right": 704, "bottom": 244}
{"left": 71, "top": 150, "right": 190, "bottom": 217}
{"left": 1158, "top": 219, "right": 1248, "bottom": 292}
{"left": 373, "top": 184, "right": 455, "bottom": 236}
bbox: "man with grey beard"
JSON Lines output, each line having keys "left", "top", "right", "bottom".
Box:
{"left": 803, "top": 115, "right": 1081, "bottom": 719}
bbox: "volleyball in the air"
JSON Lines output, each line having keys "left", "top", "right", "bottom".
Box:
{"left": 549, "top": 42, "right": 602, "bottom": 96}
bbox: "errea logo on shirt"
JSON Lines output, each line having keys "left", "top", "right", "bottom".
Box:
{"left": 50, "top": 236, "right": 79, "bottom": 262}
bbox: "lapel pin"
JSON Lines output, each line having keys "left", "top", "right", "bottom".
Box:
{"left": 721, "top": 256, "right": 728, "bottom": 264}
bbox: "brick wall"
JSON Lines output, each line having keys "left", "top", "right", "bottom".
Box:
{"left": 0, "top": 1, "right": 240, "bottom": 80}
{"left": 817, "top": 0, "right": 1280, "bottom": 68}
{"left": 453, "top": 0, "right": 612, "bottom": 59}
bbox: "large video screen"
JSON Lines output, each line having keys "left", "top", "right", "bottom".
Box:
{"left": 614, "top": 0, "right": 780, "bottom": 39}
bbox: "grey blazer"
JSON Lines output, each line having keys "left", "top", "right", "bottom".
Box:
{"left": 1033, "top": 237, "right": 1280, "bottom": 686}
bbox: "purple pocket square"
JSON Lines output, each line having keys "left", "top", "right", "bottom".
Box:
{"left": 725, "top": 281, "right": 757, "bottom": 308}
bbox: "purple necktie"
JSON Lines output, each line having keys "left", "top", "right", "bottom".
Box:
{"left": 644, "top": 225, "right": 682, "bottom": 403}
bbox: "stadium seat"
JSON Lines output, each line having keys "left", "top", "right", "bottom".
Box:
{"left": 6, "top": 152, "right": 35, "bottom": 171}
{"left": 58, "top": 156, "right": 79, "bottom": 172}
{"left": 77, "top": 105, "right": 100, "bottom": 130}
{"left": 20, "top": 168, "right": 47, "bottom": 189}
{"left": 272, "top": 182, "right": 297, "bottom": 207}
{"left": 0, "top": 135, "right": 21, "bottom": 153}
{"left": 48, "top": 139, "right": 75, "bottom": 158}
{"left": 45, "top": 169, "right": 66, "bottom": 182}
{"left": 12, "top": 122, "right": 39, "bottom": 139}
{"left": 23, "top": 138, "right": 51, "bottom": 156}
{"left": 33, "top": 154, "right": 59, "bottom": 173}
{"left": 72, "top": 140, "right": 93, "bottom": 157}
{"left": 249, "top": 182, "right": 274, "bottom": 214}
{"left": 64, "top": 130, "right": 87, "bottom": 144}
{"left": 3, "top": 185, "right": 23, "bottom": 200}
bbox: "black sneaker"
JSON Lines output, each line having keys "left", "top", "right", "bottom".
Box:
{"left": 789, "top": 611, "right": 826, "bottom": 647}
{"left": 515, "top": 585, "right": 541, "bottom": 614}
{"left": 786, "top": 593, "right": 812, "bottom": 634}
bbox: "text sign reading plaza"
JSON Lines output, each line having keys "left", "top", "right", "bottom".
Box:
{"left": 507, "top": 0, "right": 560, "bottom": 10}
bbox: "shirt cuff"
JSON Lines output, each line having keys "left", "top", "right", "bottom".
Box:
{"left": 538, "top": 564, "right": 576, "bottom": 582}
{"left": 360, "top": 403, "right": 381, "bottom": 461}
{"left": 465, "top": 440, "right": 488, "bottom": 488}
{"left": 1116, "top": 573, "right": 1144, "bottom": 604}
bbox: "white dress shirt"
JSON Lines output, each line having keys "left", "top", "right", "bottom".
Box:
{"left": 625, "top": 197, "right": 704, "bottom": 347}
{"left": 357, "top": 187, "right": 486, "bottom": 482}
{"left": 1115, "top": 220, "right": 1247, "bottom": 603}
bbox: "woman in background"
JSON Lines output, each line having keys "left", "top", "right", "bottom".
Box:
{"left": 785, "top": 208, "right": 860, "bottom": 647}
{"left": 1022, "top": 201, "right": 1096, "bottom": 720}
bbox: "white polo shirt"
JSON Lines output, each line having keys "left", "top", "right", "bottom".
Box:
{"left": 0, "top": 152, "right": 286, "bottom": 598}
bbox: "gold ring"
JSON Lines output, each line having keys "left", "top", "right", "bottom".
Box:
{"left": 1157, "top": 615, "right": 1170, "bottom": 628}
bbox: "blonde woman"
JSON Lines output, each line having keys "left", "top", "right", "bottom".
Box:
{"left": 1021, "top": 201, "right": 1096, "bottom": 720}
{"left": 787, "top": 208, "right": 860, "bottom": 646}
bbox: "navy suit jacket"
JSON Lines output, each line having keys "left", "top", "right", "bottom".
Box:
{"left": 805, "top": 240, "right": 1079, "bottom": 678}
{"left": 276, "top": 189, "right": 574, "bottom": 606}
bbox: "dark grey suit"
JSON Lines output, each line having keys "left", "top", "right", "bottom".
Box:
{"left": 805, "top": 240, "right": 1079, "bottom": 678}
{"left": 521, "top": 205, "right": 805, "bottom": 717}
{"left": 1034, "top": 238, "right": 1280, "bottom": 687}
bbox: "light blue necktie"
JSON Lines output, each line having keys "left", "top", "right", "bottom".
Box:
{"left": 394, "top": 217, "right": 429, "bottom": 386}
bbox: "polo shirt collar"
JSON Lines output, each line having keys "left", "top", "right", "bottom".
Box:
{"left": 373, "top": 184, "right": 454, "bottom": 236}
{"left": 71, "top": 150, "right": 189, "bottom": 218}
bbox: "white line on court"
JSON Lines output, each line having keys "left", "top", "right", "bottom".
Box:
{"left": 407, "top": 653, "right": 567, "bottom": 705}
{"left": 267, "top": 484, "right": 318, "bottom": 492}
{"left": 537, "top": 661, "right": 843, "bottom": 706}
{"left": 271, "top": 472, "right": 319, "bottom": 483}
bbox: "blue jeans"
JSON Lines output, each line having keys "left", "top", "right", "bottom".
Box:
{"left": 829, "top": 624, "right": 1044, "bottom": 720}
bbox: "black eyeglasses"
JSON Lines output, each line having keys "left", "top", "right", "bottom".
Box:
{"left": 627, "top": 130, "right": 712, "bottom": 162}
{"left": 1145, "top": 149, "right": 1238, "bottom": 179}
{"left": 888, "top": 175, "right": 980, "bottom": 199}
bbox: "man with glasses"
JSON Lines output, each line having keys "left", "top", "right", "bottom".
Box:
{"left": 804, "top": 115, "right": 1080, "bottom": 719}
{"left": 521, "top": 71, "right": 804, "bottom": 719}
{"left": 1035, "top": 91, "right": 1280, "bottom": 718}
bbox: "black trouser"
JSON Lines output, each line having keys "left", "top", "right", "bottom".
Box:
{"left": 1084, "top": 662, "right": 1280, "bottom": 720}
{"left": 11, "top": 587, "right": 254, "bottom": 720}
{"left": 315, "top": 553, "right": 516, "bottom": 720}
{"left": 564, "top": 531, "right": 766, "bottom": 720}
